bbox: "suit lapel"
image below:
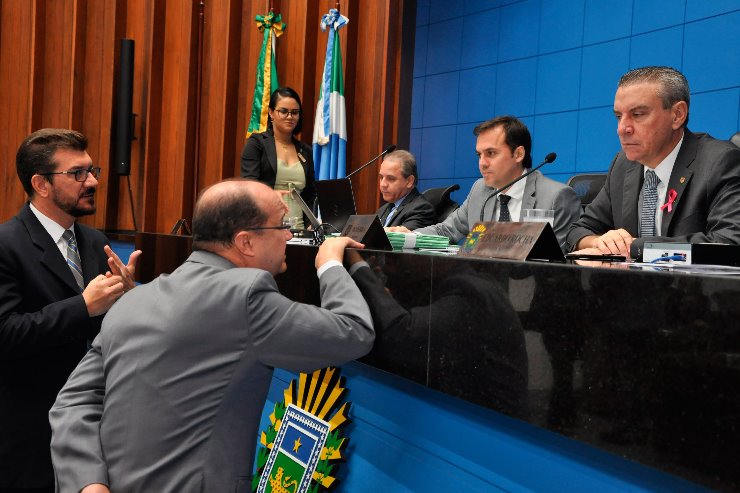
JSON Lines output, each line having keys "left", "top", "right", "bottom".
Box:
{"left": 661, "top": 131, "right": 697, "bottom": 235}
{"left": 382, "top": 188, "right": 419, "bottom": 226}
{"left": 622, "top": 164, "right": 642, "bottom": 234}
{"left": 521, "top": 172, "right": 537, "bottom": 212}
{"left": 377, "top": 202, "right": 392, "bottom": 223}
{"left": 19, "top": 204, "right": 81, "bottom": 293}
{"left": 264, "top": 133, "right": 278, "bottom": 175}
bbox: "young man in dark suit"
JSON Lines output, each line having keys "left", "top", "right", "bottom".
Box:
{"left": 0, "top": 129, "right": 139, "bottom": 493}
{"left": 567, "top": 66, "right": 740, "bottom": 259}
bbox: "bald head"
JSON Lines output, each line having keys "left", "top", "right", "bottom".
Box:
{"left": 192, "top": 179, "right": 276, "bottom": 251}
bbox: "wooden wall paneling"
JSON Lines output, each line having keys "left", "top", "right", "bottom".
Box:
{"left": 80, "top": 0, "right": 118, "bottom": 230}
{"left": 103, "top": 0, "right": 137, "bottom": 232}
{"left": 277, "top": 0, "right": 320, "bottom": 145}
{"left": 40, "top": 0, "right": 78, "bottom": 129}
{"left": 197, "top": 0, "right": 242, "bottom": 190}
{"left": 0, "top": 0, "right": 37, "bottom": 221}
{"left": 346, "top": 1, "right": 387, "bottom": 214}
{"left": 130, "top": 0, "right": 166, "bottom": 233}
{"left": 152, "top": 1, "right": 199, "bottom": 233}
{"left": 233, "top": 0, "right": 264, "bottom": 176}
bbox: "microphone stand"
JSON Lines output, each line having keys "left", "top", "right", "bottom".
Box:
{"left": 345, "top": 144, "right": 397, "bottom": 180}
{"left": 478, "top": 153, "right": 556, "bottom": 222}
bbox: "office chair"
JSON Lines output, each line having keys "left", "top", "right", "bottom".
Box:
{"left": 567, "top": 174, "right": 607, "bottom": 211}
{"left": 422, "top": 184, "right": 460, "bottom": 222}
{"left": 730, "top": 131, "right": 740, "bottom": 148}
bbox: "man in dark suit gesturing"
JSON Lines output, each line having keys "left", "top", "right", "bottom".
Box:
{"left": 376, "top": 150, "right": 436, "bottom": 229}
{"left": 49, "top": 180, "right": 374, "bottom": 493}
{"left": 567, "top": 66, "right": 740, "bottom": 259}
{"left": 0, "top": 129, "right": 139, "bottom": 493}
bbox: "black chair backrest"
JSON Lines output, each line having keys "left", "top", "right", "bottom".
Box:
{"left": 567, "top": 174, "right": 607, "bottom": 209}
{"left": 422, "top": 184, "right": 460, "bottom": 222}
{"left": 731, "top": 131, "right": 740, "bottom": 148}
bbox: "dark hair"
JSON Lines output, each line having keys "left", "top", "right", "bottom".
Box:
{"left": 618, "top": 66, "right": 690, "bottom": 127}
{"left": 192, "top": 179, "right": 268, "bottom": 250}
{"left": 16, "top": 128, "right": 88, "bottom": 196}
{"left": 268, "top": 86, "right": 303, "bottom": 135}
{"left": 473, "top": 116, "right": 532, "bottom": 168}
{"left": 384, "top": 150, "right": 418, "bottom": 181}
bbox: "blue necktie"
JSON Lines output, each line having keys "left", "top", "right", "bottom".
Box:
{"left": 640, "top": 170, "right": 660, "bottom": 237}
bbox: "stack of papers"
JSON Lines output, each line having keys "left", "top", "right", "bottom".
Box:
{"left": 386, "top": 232, "right": 450, "bottom": 250}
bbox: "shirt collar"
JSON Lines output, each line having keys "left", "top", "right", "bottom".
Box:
{"left": 392, "top": 191, "right": 411, "bottom": 209}
{"left": 647, "top": 133, "right": 684, "bottom": 185}
{"left": 29, "top": 202, "right": 71, "bottom": 243}
{"left": 500, "top": 169, "right": 527, "bottom": 201}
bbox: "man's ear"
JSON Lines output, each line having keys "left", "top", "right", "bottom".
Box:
{"left": 672, "top": 101, "right": 688, "bottom": 129}
{"left": 233, "top": 231, "right": 256, "bottom": 257}
{"left": 31, "top": 174, "right": 50, "bottom": 198}
{"left": 406, "top": 175, "right": 416, "bottom": 189}
{"left": 514, "top": 146, "right": 525, "bottom": 164}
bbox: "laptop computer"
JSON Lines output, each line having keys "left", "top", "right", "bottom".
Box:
{"left": 314, "top": 178, "right": 357, "bottom": 233}
{"left": 290, "top": 189, "right": 321, "bottom": 231}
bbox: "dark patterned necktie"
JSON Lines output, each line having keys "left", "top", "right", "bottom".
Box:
{"left": 62, "top": 230, "right": 84, "bottom": 291}
{"left": 498, "top": 195, "right": 511, "bottom": 222}
{"left": 640, "top": 170, "right": 660, "bottom": 237}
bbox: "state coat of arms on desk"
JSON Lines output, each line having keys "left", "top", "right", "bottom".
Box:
{"left": 254, "top": 367, "right": 352, "bottom": 493}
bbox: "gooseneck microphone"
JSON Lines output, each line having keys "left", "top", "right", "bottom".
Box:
{"left": 478, "top": 152, "right": 557, "bottom": 222}
{"left": 345, "top": 144, "right": 397, "bottom": 179}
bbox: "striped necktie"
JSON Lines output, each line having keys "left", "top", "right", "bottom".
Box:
{"left": 498, "top": 195, "right": 511, "bottom": 222}
{"left": 62, "top": 230, "right": 85, "bottom": 291}
{"left": 640, "top": 170, "right": 660, "bottom": 237}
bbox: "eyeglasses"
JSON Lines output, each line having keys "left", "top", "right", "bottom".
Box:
{"left": 244, "top": 224, "right": 292, "bottom": 232}
{"left": 40, "top": 166, "right": 101, "bottom": 182}
{"left": 275, "top": 108, "right": 301, "bottom": 118}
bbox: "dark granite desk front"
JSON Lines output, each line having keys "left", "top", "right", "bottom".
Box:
{"left": 131, "top": 232, "right": 739, "bottom": 491}
{"left": 276, "top": 245, "right": 740, "bottom": 492}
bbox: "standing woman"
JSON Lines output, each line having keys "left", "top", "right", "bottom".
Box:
{"left": 240, "top": 86, "right": 316, "bottom": 229}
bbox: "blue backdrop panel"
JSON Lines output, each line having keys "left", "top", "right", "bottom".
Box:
{"left": 412, "top": 0, "right": 740, "bottom": 200}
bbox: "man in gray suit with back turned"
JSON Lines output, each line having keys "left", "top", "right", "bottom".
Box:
{"left": 49, "top": 179, "right": 375, "bottom": 493}
{"left": 392, "top": 116, "right": 580, "bottom": 251}
{"left": 567, "top": 66, "right": 740, "bottom": 259}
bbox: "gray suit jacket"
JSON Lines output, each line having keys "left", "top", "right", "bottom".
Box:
{"left": 50, "top": 250, "right": 374, "bottom": 493}
{"left": 415, "top": 170, "right": 580, "bottom": 251}
{"left": 566, "top": 130, "right": 740, "bottom": 258}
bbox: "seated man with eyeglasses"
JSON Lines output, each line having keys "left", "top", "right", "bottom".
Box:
{"left": 50, "top": 179, "right": 375, "bottom": 493}
{"left": 0, "top": 128, "right": 140, "bottom": 493}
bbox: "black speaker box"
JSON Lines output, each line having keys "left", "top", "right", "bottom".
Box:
{"left": 112, "top": 39, "right": 134, "bottom": 176}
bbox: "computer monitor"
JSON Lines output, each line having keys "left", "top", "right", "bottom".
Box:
{"left": 314, "top": 178, "right": 357, "bottom": 233}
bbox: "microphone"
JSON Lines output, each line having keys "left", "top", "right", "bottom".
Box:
{"left": 478, "top": 152, "right": 557, "bottom": 222}
{"left": 345, "top": 144, "right": 397, "bottom": 179}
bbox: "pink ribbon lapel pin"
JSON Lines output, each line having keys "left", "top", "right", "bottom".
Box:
{"left": 660, "top": 189, "right": 678, "bottom": 213}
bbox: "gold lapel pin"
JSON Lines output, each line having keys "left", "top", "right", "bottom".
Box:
{"left": 679, "top": 177, "right": 686, "bottom": 184}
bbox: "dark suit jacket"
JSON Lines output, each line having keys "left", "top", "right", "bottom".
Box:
{"left": 376, "top": 188, "right": 436, "bottom": 229}
{"left": 0, "top": 203, "right": 109, "bottom": 489}
{"left": 567, "top": 130, "right": 740, "bottom": 258}
{"left": 240, "top": 131, "right": 316, "bottom": 210}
